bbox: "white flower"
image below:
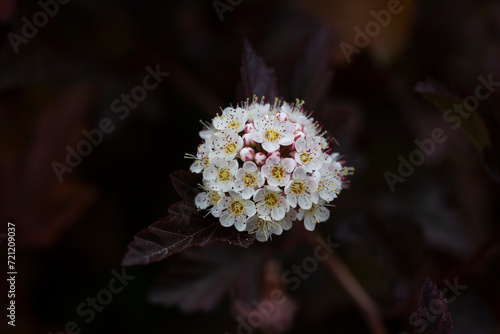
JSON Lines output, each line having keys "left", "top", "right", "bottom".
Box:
{"left": 187, "top": 141, "right": 213, "bottom": 173}
{"left": 203, "top": 158, "right": 238, "bottom": 192}
{"left": 313, "top": 162, "right": 343, "bottom": 202}
{"left": 250, "top": 114, "right": 294, "bottom": 152}
{"left": 261, "top": 156, "right": 296, "bottom": 187}
{"left": 285, "top": 166, "right": 318, "bottom": 209}
{"left": 297, "top": 200, "right": 330, "bottom": 231}
{"left": 254, "top": 186, "right": 289, "bottom": 221}
{"left": 194, "top": 188, "right": 224, "bottom": 217}
{"left": 294, "top": 136, "right": 324, "bottom": 172}
{"left": 246, "top": 215, "right": 283, "bottom": 242}
{"left": 234, "top": 161, "right": 265, "bottom": 199}
{"left": 217, "top": 191, "right": 256, "bottom": 231}
{"left": 210, "top": 130, "right": 243, "bottom": 160}
{"left": 246, "top": 101, "right": 270, "bottom": 122}
{"left": 213, "top": 107, "right": 248, "bottom": 133}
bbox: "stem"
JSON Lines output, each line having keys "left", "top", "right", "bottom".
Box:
{"left": 304, "top": 231, "right": 388, "bottom": 334}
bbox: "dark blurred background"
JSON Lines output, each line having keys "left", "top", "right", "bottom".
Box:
{"left": 0, "top": 0, "right": 499, "bottom": 333}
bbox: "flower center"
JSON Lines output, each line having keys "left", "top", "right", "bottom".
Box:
{"left": 224, "top": 142, "right": 237, "bottom": 155}
{"left": 243, "top": 173, "right": 256, "bottom": 187}
{"left": 264, "top": 129, "right": 280, "bottom": 142}
{"left": 230, "top": 200, "right": 244, "bottom": 215}
{"left": 299, "top": 152, "right": 310, "bottom": 163}
{"left": 263, "top": 192, "right": 279, "bottom": 207}
{"left": 290, "top": 181, "right": 305, "bottom": 195}
{"left": 271, "top": 165, "right": 284, "bottom": 180}
{"left": 209, "top": 191, "right": 221, "bottom": 204}
{"left": 202, "top": 156, "right": 210, "bottom": 168}
{"left": 218, "top": 168, "right": 231, "bottom": 181}
{"left": 317, "top": 180, "right": 323, "bottom": 192}
{"left": 229, "top": 120, "right": 240, "bottom": 130}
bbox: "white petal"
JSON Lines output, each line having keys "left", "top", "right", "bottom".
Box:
{"left": 293, "top": 166, "right": 307, "bottom": 179}
{"left": 295, "top": 137, "right": 306, "bottom": 151}
{"left": 271, "top": 223, "right": 283, "bottom": 235}
{"left": 278, "top": 133, "right": 294, "bottom": 146}
{"left": 271, "top": 206, "right": 285, "bottom": 220}
{"left": 281, "top": 158, "right": 296, "bottom": 173}
{"left": 287, "top": 194, "right": 298, "bottom": 208}
{"left": 245, "top": 201, "right": 256, "bottom": 216}
{"left": 234, "top": 218, "right": 247, "bottom": 232}
{"left": 304, "top": 217, "right": 316, "bottom": 231}
{"left": 219, "top": 213, "right": 234, "bottom": 227}
{"left": 298, "top": 196, "right": 312, "bottom": 210}
{"left": 241, "top": 187, "right": 255, "bottom": 199}
{"left": 250, "top": 129, "right": 263, "bottom": 143}
{"left": 243, "top": 161, "right": 258, "bottom": 173}
{"left": 203, "top": 167, "right": 217, "bottom": 180}
{"left": 253, "top": 188, "right": 265, "bottom": 202}
{"left": 262, "top": 141, "right": 280, "bottom": 152}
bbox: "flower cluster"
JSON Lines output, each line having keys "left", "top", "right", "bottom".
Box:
{"left": 187, "top": 98, "right": 353, "bottom": 242}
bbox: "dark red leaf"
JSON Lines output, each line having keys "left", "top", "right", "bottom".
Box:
{"left": 122, "top": 202, "right": 255, "bottom": 266}
{"left": 286, "top": 27, "right": 334, "bottom": 110}
{"left": 240, "top": 39, "right": 279, "bottom": 101}
{"left": 170, "top": 170, "right": 202, "bottom": 204}
{"left": 414, "top": 278, "right": 453, "bottom": 334}
{"left": 148, "top": 244, "right": 264, "bottom": 312}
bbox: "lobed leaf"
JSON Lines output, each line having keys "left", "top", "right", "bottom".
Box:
{"left": 414, "top": 277, "right": 453, "bottom": 334}
{"left": 122, "top": 202, "right": 255, "bottom": 266}
{"left": 240, "top": 39, "right": 279, "bottom": 101}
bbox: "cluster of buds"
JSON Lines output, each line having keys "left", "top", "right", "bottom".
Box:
{"left": 186, "top": 98, "right": 353, "bottom": 242}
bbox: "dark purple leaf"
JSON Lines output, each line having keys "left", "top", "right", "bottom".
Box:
{"left": 170, "top": 170, "right": 202, "bottom": 204}
{"left": 148, "top": 244, "right": 264, "bottom": 312}
{"left": 240, "top": 39, "right": 279, "bottom": 101}
{"left": 414, "top": 278, "right": 453, "bottom": 334}
{"left": 415, "top": 78, "right": 490, "bottom": 150}
{"left": 286, "top": 27, "right": 334, "bottom": 110}
{"left": 122, "top": 202, "right": 255, "bottom": 266}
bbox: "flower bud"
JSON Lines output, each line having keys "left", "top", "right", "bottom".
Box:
{"left": 294, "top": 131, "right": 305, "bottom": 141}
{"left": 244, "top": 123, "right": 255, "bottom": 133}
{"left": 276, "top": 112, "right": 288, "bottom": 122}
{"left": 267, "top": 150, "right": 280, "bottom": 159}
{"left": 254, "top": 152, "right": 267, "bottom": 165}
{"left": 240, "top": 147, "right": 255, "bottom": 162}
{"left": 242, "top": 133, "right": 255, "bottom": 146}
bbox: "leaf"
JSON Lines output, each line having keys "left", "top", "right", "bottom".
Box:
{"left": 170, "top": 170, "right": 202, "bottom": 204}
{"left": 122, "top": 202, "right": 255, "bottom": 266}
{"left": 286, "top": 27, "right": 334, "bottom": 110}
{"left": 148, "top": 244, "right": 264, "bottom": 312}
{"left": 415, "top": 278, "right": 453, "bottom": 334}
{"left": 415, "top": 78, "right": 491, "bottom": 150}
{"left": 240, "top": 39, "right": 279, "bottom": 101}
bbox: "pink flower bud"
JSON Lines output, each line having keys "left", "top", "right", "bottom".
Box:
{"left": 276, "top": 112, "right": 288, "bottom": 122}
{"left": 254, "top": 152, "right": 267, "bottom": 165}
{"left": 294, "top": 131, "right": 305, "bottom": 141}
{"left": 240, "top": 147, "right": 255, "bottom": 162}
{"left": 267, "top": 150, "right": 280, "bottom": 159}
{"left": 242, "top": 133, "right": 255, "bottom": 146}
{"left": 244, "top": 123, "right": 255, "bottom": 133}
{"left": 293, "top": 123, "right": 303, "bottom": 132}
